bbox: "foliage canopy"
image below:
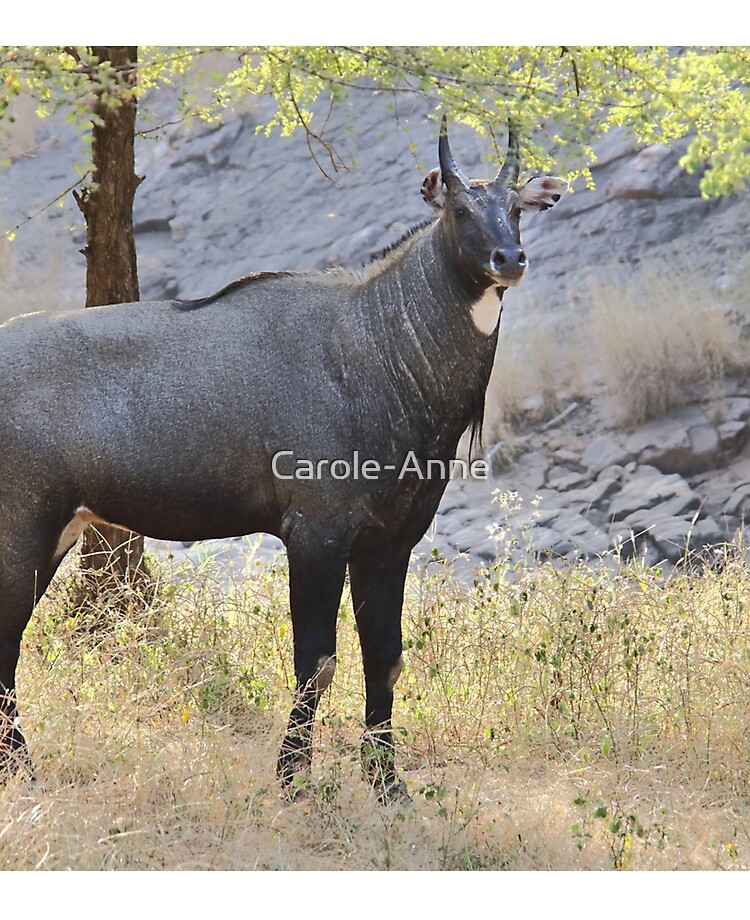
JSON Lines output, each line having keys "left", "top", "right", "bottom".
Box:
{"left": 1, "top": 45, "right": 749, "bottom": 196}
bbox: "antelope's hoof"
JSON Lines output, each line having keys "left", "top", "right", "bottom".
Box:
{"left": 376, "top": 776, "right": 412, "bottom": 808}
{"left": 362, "top": 757, "right": 411, "bottom": 806}
{"left": 276, "top": 747, "right": 311, "bottom": 802}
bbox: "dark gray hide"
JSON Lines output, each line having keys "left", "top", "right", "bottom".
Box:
{"left": 0, "top": 121, "right": 567, "bottom": 801}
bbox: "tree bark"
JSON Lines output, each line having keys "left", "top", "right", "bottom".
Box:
{"left": 74, "top": 46, "right": 147, "bottom": 597}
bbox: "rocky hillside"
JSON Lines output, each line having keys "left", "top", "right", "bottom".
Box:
{"left": 1, "top": 85, "right": 749, "bottom": 576}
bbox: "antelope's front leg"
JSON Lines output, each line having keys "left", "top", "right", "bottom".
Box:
{"left": 349, "top": 551, "right": 410, "bottom": 805}
{"left": 276, "top": 540, "right": 347, "bottom": 797}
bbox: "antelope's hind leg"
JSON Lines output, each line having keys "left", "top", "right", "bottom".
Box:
{"left": 0, "top": 521, "right": 65, "bottom": 777}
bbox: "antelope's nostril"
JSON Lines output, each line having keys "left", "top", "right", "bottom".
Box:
{"left": 491, "top": 246, "right": 527, "bottom": 274}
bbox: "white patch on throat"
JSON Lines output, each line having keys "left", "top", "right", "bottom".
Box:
{"left": 471, "top": 287, "right": 504, "bottom": 336}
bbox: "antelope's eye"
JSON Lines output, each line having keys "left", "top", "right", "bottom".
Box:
{"left": 452, "top": 206, "right": 467, "bottom": 218}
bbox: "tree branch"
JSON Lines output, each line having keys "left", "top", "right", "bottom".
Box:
{"left": 4, "top": 171, "right": 90, "bottom": 240}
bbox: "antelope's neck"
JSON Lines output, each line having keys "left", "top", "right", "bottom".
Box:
{"left": 362, "top": 222, "right": 500, "bottom": 452}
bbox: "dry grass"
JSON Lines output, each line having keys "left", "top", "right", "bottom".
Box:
{"left": 583, "top": 259, "right": 743, "bottom": 428}
{"left": 484, "top": 307, "right": 584, "bottom": 441}
{"left": 483, "top": 258, "right": 746, "bottom": 440}
{"left": 2, "top": 530, "right": 750, "bottom": 872}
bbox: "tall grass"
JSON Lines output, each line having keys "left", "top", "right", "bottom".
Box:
{"left": 2, "top": 528, "right": 749, "bottom": 870}
{"left": 583, "top": 259, "right": 742, "bottom": 428}
{"left": 484, "top": 307, "right": 584, "bottom": 440}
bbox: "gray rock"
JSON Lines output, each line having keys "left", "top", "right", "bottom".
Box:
{"left": 669, "top": 404, "right": 711, "bottom": 428}
{"left": 658, "top": 491, "right": 703, "bottom": 518}
{"left": 688, "top": 424, "right": 721, "bottom": 468}
{"left": 447, "top": 523, "right": 494, "bottom": 554}
{"left": 169, "top": 215, "right": 192, "bottom": 243}
{"left": 171, "top": 118, "right": 244, "bottom": 169}
{"left": 581, "top": 435, "right": 632, "bottom": 473}
{"left": 626, "top": 411, "right": 728, "bottom": 476}
{"left": 325, "top": 222, "right": 385, "bottom": 266}
{"left": 547, "top": 464, "right": 575, "bottom": 482}
{"left": 597, "top": 464, "right": 626, "bottom": 482}
{"left": 620, "top": 509, "right": 723, "bottom": 562}
{"left": 590, "top": 126, "right": 643, "bottom": 170}
{"left": 458, "top": 504, "right": 496, "bottom": 527}
{"left": 688, "top": 517, "right": 725, "bottom": 551}
{"left": 631, "top": 428, "right": 692, "bottom": 475}
{"left": 528, "top": 526, "right": 566, "bottom": 554}
{"left": 473, "top": 544, "right": 498, "bottom": 563}
{"left": 547, "top": 535, "right": 577, "bottom": 557}
{"left": 607, "top": 524, "right": 653, "bottom": 564}
{"left": 523, "top": 505, "right": 559, "bottom": 528}
{"left": 549, "top": 508, "right": 596, "bottom": 537}
{"left": 718, "top": 420, "right": 750, "bottom": 455}
{"left": 609, "top": 468, "right": 694, "bottom": 521}
{"left": 573, "top": 530, "right": 612, "bottom": 556}
{"left": 552, "top": 447, "right": 582, "bottom": 469}
{"left": 436, "top": 488, "right": 466, "bottom": 515}
{"left": 608, "top": 143, "right": 702, "bottom": 200}
{"left": 650, "top": 521, "right": 697, "bottom": 563}
{"left": 572, "top": 476, "right": 621, "bottom": 508}
{"left": 550, "top": 470, "right": 588, "bottom": 492}
{"left": 532, "top": 487, "right": 574, "bottom": 510}
{"left": 516, "top": 465, "right": 547, "bottom": 493}
{"left": 724, "top": 397, "right": 750, "bottom": 423}
{"left": 724, "top": 483, "right": 750, "bottom": 519}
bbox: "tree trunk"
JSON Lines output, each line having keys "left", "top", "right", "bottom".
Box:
{"left": 74, "top": 46, "right": 148, "bottom": 599}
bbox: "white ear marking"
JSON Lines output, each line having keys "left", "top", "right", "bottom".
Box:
{"left": 421, "top": 168, "right": 444, "bottom": 211}
{"left": 518, "top": 176, "right": 569, "bottom": 212}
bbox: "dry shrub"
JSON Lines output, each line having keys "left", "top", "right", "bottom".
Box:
{"left": 2, "top": 535, "right": 750, "bottom": 870}
{"left": 484, "top": 308, "right": 583, "bottom": 440}
{"left": 485, "top": 256, "right": 747, "bottom": 441}
{"left": 584, "top": 259, "right": 743, "bottom": 428}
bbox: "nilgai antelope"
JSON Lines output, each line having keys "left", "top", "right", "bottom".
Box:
{"left": 0, "top": 118, "right": 567, "bottom": 802}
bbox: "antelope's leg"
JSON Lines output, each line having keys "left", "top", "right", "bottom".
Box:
{"left": 0, "top": 521, "right": 63, "bottom": 777}
{"left": 276, "top": 538, "right": 348, "bottom": 795}
{"left": 349, "top": 550, "right": 410, "bottom": 804}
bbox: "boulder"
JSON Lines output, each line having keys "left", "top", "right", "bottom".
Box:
{"left": 608, "top": 143, "right": 702, "bottom": 200}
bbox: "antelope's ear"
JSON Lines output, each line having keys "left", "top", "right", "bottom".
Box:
{"left": 518, "top": 176, "right": 569, "bottom": 212}
{"left": 421, "top": 168, "right": 444, "bottom": 212}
